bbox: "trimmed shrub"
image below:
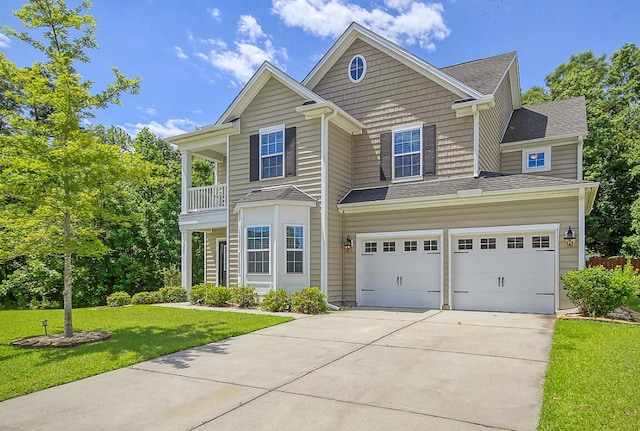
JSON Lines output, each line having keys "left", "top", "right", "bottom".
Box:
{"left": 260, "top": 289, "right": 291, "bottom": 312}
{"left": 158, "top": 286, "right": 187, "bottom": 303}
{"left": 106, "top": 291, "right": 131, "bottom": 307}
{"left": 230, "top": 286, "right": 258, "bottom": 308}
{"left": 291, "top": 287, "right": 328, "bottom": 314}
{"left": 562, "top": 264, "right": 640, "bottom": 316}
{"left": 205, "top": 286, "right": 232, "bottom": 307}
{"left": 189, "top": 283, "right": 214, "bottom": 304}
{"left": 131, "top": 291, "right": 162, "bottom": 305}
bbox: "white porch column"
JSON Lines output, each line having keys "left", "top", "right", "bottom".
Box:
{"left": 181, "top": 151, "right": 192, "bottom": 214}
{"left": 181, "top": 230, "right": 193, "bottom": 290}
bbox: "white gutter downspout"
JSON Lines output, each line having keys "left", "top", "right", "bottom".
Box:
{"left": 579, "top": 188, "right": 586, "bottom": 269}
{"left": 472, "top": 105, "right": 480, "bottom": 178}
{"left": 321, "top": 110, "right": 340, "bottom": 311}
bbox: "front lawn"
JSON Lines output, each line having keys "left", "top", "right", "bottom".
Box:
{"left": 0, "top": 306, "right": 291, "bottom": 401}
{"left": 539, "top": 319, "right": 640, "bottom": 430}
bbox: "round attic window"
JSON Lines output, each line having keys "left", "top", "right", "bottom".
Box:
{"left": 348, "top": 55, "right": 366, "bottom": 83}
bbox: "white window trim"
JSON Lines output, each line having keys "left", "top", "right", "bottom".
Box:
{"left": 285, "top": 225, "right": 305, "bottom": 275}
{"left": 391, "top": 122, "right": 424, "bottom": 182}
{"left": 522, "top": 147, "right": 551, "bottom": 173}
{"left": 246, "top": 225, "right": 271, "bottom": 275}
{"left": 348, "top": 54, "right": 367, "bottom": 83}
{"left": 259, "top": 124, "right": 285, "bottom": 180}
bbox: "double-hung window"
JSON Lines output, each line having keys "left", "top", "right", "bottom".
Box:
{"left": 260, "top": 125, "right": 284, "bottom": 179}
{"left": 392, "top": 123, "right": 422, "bottom": 180}
{"left": 286, "top": 226, "right": 304, "bottom": 274}
{"left": 247, "top": 226, "right": 270, "bottom": 273}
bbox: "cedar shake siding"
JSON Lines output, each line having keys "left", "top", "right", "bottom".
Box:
{"left": 342, "top": 197, "right": 579, "bottom": 309}
{"left": 226, "top": 77, "right": 323, "bottom": 288}
{"left": 310, "top": 38, "right": 475, "bottom": 187}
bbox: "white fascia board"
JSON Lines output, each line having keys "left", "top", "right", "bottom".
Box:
{"left": 233, "top": 199, "right": 317, "bottom": 214}
{"left": 509, "top": 56, "right": 522, "bottom": 109}
{"left": 449, "top": 223, "right": 559, "bottom": 236}
{"left": 356, "top": 229, "right": 443, "bottom": 240}
{"left": 296, "top": 101, "right": 364, "bottom": 134}
{"left": 302, "top": 23, "right": 482, "bottom": 100}
{"left": 338, "top": 184, "right": 597, "bottom": 214}
{"left": 179, "top": 211, "right": 227, "bottom": 231}
{"left": 217, "top": 62, "right": 325, "bottom": 125}
{"left": 501, "top": 134, "right": 583, "bottom": 152}
{"left": 452, "top": 96, "right": 496, "bottom": 117}
{"left": 168, "top": 122, "right": 239, "bottom": 148}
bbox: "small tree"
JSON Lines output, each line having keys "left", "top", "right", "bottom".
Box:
{"left": 0, "top": 0, "right": 139, "bottom": 337}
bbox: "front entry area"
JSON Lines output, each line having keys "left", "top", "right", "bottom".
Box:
{"left": 356, "top": 231, "right": 442, "bottom": 308}
{"left": 450, "top": 227, "right": 557, "bottom": 314}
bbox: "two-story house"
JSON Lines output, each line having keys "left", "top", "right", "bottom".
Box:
{"left": 168, "top": 23, "right": 599, "bottom": 314}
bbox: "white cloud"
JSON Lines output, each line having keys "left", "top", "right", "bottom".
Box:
{"left": 0, "top": 33, "right": 10, "bottom": 48}
{"left": 238, "top": 15, "right": 265, "bottom": 42}
{"left": 207, "top": 8, "right": 221, "bottom": 21}
{"left": 124, "top": 118, "right": 199, "bottom": 138}
{"left": 175, "top": 46, "right": 188, "bottom": 59}
{"left": 271, "top": 0, "right": 450, "bottom": 50}
{"left": 145, "top": 107, "right": 158, "bottom": 117}
{"left": 211, "top": 40, "right": 280, "bottom": 84}
{"left": 195, "top": 52, "right": 209, "bottom": 61}
{"left": 203, "top": 38, "right": 228, "bottom": 49}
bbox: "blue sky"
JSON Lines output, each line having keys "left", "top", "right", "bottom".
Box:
{"left": 1, "top": 0, "right": 638, "bottom": 138}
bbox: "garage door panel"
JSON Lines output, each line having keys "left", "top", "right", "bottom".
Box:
{"left": 358, "top": 236, "right": 441, "bottom": 309}
{"left": 451, "top": 231, "right": 556, "bottom": 314}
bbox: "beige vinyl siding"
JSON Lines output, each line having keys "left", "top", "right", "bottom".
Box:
{"left": 501, "top": 144, "right": 579, "bottom": 179}
{"left": 204, "top": 228, "right": 226, "bottom": 284}
{"left": 226, "top": 77, "right": 322, "bottom": 288}
{"left": 326, "top": 123, "right": 353, "bottom": 302}
{"left": 216, "top": 159, "right": 227, "bottom": 185}
{"left": 311, "top": 38, "right": 475, "bottom": 187}
{"left": 479, "top": 74, "right": 513, "bottom": 173}
{"left": 343, "top": 197, "right": 579, "bottom": 309}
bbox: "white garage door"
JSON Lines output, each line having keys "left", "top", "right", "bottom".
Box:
{"left": 358, "top": 235, "right": 441, "bottom": 308}
{"left": 451, "top": 232, "right": 555, "bottom": 314}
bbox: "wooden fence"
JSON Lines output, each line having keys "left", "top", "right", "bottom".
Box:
{"left": 586, "top": 256, "right": 640, "bottom": 271}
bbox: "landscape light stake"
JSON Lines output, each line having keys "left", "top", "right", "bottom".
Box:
{"left": 41, "top": 319, "right": 48, "bottom": 336}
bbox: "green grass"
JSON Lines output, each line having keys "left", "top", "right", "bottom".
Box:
{"left": 539, "top": 320, "right": 640, "bottom": 430}
{"left": 0, "top": 306, "right": 291, "bottom": 401}
{"left": 626, "top": 295, "right": 640, "bottom": 313}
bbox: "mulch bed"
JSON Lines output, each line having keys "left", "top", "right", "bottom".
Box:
{"left": 11, "top": 330, "right": 112, "bottom": 348}
{"left": 557, "top": 307, "right": 640, "bottom": 326}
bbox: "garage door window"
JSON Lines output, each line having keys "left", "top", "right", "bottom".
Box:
{"left": 532, "top": 235, "right": 550, "bottom": 249}
{"left": 424, "top": 240, "right": 438, "bottom": 251}
{"left": 404, "top": 241, "right": 418, "bottom": 251}
{"left": 383, "top": 241, "right": 396, "bottom": 252}
{"left": 365, "top": 242, "right": 377, "bottom": 253}
{"left": 480, "top": 238, "right": 496, "bottom": 250}
{"left": 507, "top": 237, "right": 524, "bottom": 249}
{"left": 458, "top": 239, "right": 473, "bottom": 250}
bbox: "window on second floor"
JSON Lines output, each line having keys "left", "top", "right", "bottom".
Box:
{"left": 260, "top": 126, "right": 284, "bottom": 179}
{"left": 522, "top": 147, "right": 551, "bottom": 173}
{"left": 393, "top": 125, "right": 422, "bottom": 180}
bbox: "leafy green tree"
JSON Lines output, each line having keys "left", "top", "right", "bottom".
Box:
{"left": 522, "top": 45, "right": 640, "bottom": 256}
{"left": 0, "top": 0, "right": 140, "bottom": 336}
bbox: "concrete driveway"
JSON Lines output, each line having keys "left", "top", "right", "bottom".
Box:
{"left": 0, "top": 309, "right": 554, "bottom": 431}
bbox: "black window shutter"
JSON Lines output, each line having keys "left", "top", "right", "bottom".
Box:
{"left": 379, "top": 132, "right": 392, "bottom": 181}
{"left": 284, "top": 127, "right": 296, "bottom": 177}
{"left": 249, "top": 134, "right": 260, "bottom": 182}
{"left": 423, "top": 125, "right": 436, "bottom": 176}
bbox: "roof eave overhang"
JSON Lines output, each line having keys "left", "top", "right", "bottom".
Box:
{"left": 166, "top": 121, "right": 240, "bottom": 149}
{"left": 302, "top": 22, "right": 483, "bottom": 100}
{"left": 451, "top": 96, "right": 496, "bottom": 117}
{"left": 338, "top": 182, "right": 599, "bottom": 215}
{"left": 233, "top": 199, "right": 317, "bottom": 214}
{"left": 296, "top": 101, "right": 364, "bottom": 134}
{"left": 501, "top": 133, "right": 587, "bottom": 151}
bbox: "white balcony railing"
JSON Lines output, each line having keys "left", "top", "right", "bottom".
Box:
{"left": 188, "top": 184, "right": 227, "bottom": 212}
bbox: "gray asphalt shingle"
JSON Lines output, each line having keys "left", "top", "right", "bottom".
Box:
{"left": 236, "top": 185, "right": 316, "bottom": 204}
{"left": 442, "top": 52, "right": 516, "bottom": 95}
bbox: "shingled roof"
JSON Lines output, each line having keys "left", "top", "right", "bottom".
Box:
{"left": 442, "top": 52, "right": 516, "bottom": 95}
{"left": 339, "top": 172, "right": 597, "bottom": 205}
{"left": 236, "top": 185, "right": 316, "bottom": 204}
{"left": 502, "top": 96, "right": 588, "bottom": 143}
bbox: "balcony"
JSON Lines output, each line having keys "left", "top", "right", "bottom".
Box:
{"left": 187, "top": 184, "right": 227, "bottom": 213}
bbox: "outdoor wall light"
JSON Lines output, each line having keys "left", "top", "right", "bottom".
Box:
{"left": 41, "top": 319, "right": 48, "bottom": 336}
{"left": 564, "top": 226, "right": 576, "bottom": 247}
{"left": 344, "top": 236, "right": 353, "bottom": 252}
